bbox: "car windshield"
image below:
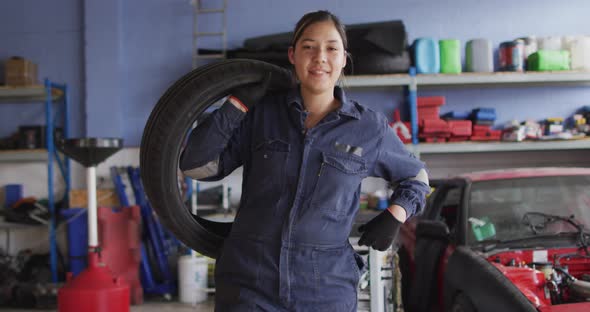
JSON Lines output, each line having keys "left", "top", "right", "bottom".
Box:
{"left": 467, "top": 175, "right": 590, "bottom": 245}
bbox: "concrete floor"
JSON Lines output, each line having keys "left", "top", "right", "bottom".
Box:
{"left": 0, "top": 297, "right": 215, "bottom": 312}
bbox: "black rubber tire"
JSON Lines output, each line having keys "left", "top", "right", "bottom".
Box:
{"left": 351, "top": 50, "right": 411, "bottom": 75}
{"left": 140, "top": 59, "right": 294, "bottom": 258}
{"left": 450, "top": 293, "right": 477, "bottom": 312}
{"left": 445, "top": 246, "right": 537, "bottom": 312}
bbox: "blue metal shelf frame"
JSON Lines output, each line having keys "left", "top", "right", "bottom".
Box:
{"left": 408, "top": 67, "right": 419, "bottom": 145}
{"left": 44, "top": 78, "right": 71, "bottom": 283}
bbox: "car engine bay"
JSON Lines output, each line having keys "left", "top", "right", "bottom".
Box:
{"left": 487, "top": 248, "right": 590, "bottom": 306}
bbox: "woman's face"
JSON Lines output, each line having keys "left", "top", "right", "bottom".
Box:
{"left": 288, "top": 20, "right": 347, "bottom": 95}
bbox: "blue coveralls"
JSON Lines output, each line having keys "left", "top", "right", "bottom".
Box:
{"left": 180, "top": 86, "right": 430, "bottom": 311}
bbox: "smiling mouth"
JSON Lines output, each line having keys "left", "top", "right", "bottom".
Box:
{"left": 309, "top": 69, "right": 330, "bottom": 75}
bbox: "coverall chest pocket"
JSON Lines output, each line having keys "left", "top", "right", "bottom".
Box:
{"left": 245, "top": 139, "right": 290, "bottom": 208}
{"left": 311, "top": 152, "right": 367, "bottom": 221}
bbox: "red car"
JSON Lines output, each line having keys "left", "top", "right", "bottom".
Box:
{"left": 398, "top": 167, "right": 590, "bottom": 312}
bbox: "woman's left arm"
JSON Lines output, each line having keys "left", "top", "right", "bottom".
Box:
{"left": 372, "top": 120, "right": 431, "bottom": 220}
{"left": 358, "top": 119, "right": 431, "bottom": 250}
{"left": 358, "top": 120, "right": 430, "bottom": 251}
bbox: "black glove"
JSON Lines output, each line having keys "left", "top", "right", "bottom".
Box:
{"left": 229, "top": 73, "right": 272, "bottom": 111}
{"left": 358, "top": 210, "right": 402, "bottom": 251}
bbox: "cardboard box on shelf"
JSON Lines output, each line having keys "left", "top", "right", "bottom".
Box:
{"left": 69, "top": 189, "right": 120, "bottom": 208}
{"left": 4, "top": 57, "right": 38, "bottom": 86}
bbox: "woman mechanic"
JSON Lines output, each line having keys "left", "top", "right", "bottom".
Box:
{"left": 180, "top": 10, "right": 430, "bottom": 311}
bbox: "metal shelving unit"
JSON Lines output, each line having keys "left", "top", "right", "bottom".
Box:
{"left": 346, "top": 70, "right": 590, "bottom": 312}
{"left": 347, "top": 70, "right": 590, "bottom": 156}
{"left": 409, "top": 138, "right": 590, "bottom": 154}
{"left": 0, "top": 149, "right": 49, "bottom": 162}
{"left": 0, "top": 79, "right": 70, "bottom": 283}
{"left": 345, "top": 70, "right": 590, "bottom": 88}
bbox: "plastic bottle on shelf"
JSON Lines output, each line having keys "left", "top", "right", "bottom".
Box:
{"left": 413, "top": 38, "right": 440, "bottom": 74}
{"left": 439, "top": 39, "right": 462, "bottom": 74}
{"left": 499, "top": 40, "right": 525, "bottom": 72}
{"left": 570, "top": 36, "right": 590, "bottom": 70}
{"left": 465, "top": 38, "right": 493, "bottom": 73}
{"left": 537, "top": 36, "right": 563, "bottom": 51}
{"left": 518, "top": 36, "right": 538, "bottom": 59}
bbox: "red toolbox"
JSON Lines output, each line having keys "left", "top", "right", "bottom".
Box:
{"left": 471, "top": 129, "right": 502, "bottom": 141}
{"left": 417, "top": 96, "right": 446, "bottom": 121}
{"left": 417, "top": 96, "right": 446, "bottom": 107}
{"left": 473, "top": 124, "right": 492, "bottom": 133}
{"left": 448, "top": 136, "right": 470, "bottom": 142}
{"left": 448, "top": 120, "right": 472, "bottom": 137}
{"left": 420, "top": 119, "right": 451, "bottom": 137}
{"left": 418, "top": 107, "right": 440, "bottom": 121}
{"left": 423, "top": 137, "right": 448, "bottom": 143}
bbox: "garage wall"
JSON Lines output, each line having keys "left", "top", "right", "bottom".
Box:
{"left": 125, "top": 0, "right": 590, "bottom": 144}
{"left": 1, "top": 0, "right": 590, "bottom": 193}
{"left": 123, "top": 0, "right": 590, "bottom": 145}
{"left": 1, "top": 0, "right": 589, "bottom": 146}
{"left": 0, "top": 0, "right": 85, "bottom": 138}
{"left": 1, "top": 0, "right": 589, "bottom": 255}
{"left": 0, "top": 0, "right": 588, "bottom": 197}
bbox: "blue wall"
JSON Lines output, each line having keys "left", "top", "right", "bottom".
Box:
{"left": 1, "top": 0, "right": 589, "bottom": 146}
{"left": 0, "top": 0, "right": 84, "bottom": 138}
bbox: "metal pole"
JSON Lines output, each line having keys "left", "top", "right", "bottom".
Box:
{"left": 63, "top": 84, "right": 71, "bottom": 206}
{"left": 45, "top": 78, "right": 58, "bottom": 283}
{"left": 87, "top": 166, "right": 98, "bottom": 248}
{"left": 409, "top": 67, "right": 418, "bottom": 146}
{"left": 370, "top": 248, "right": 385, "bottom": 312}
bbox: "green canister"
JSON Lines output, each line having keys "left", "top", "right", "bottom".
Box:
{"left": 527, "top": 50, "right": 571, "bottom": 71}
{"left": 439, "top": 39, "right": 462, "bottom": 73}
{"left": 469, "top": 217, "right": 497, "bottom": 241}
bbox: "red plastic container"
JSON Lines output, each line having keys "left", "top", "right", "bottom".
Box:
{"left": 58, "top": 252, "right": 130, "bottom": 312}
{"left": 98, "top": 206, "right": 143, "bottom": 305}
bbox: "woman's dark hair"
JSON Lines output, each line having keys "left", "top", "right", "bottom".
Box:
{"left": 291, "top": 10, "right": 348, "bottom": 50}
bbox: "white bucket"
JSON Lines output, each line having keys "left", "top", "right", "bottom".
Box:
{"left": 178, "top": 255, "right": 208, "bottom": 304}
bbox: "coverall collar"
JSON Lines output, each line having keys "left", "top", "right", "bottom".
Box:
{"left": 286, "top": 85, "right": 361, "bottom": 120}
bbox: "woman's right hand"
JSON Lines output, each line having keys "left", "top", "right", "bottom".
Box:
{"left": 229, "top": 73, "right": 272, "bottom": 112}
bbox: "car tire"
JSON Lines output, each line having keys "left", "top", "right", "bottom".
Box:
{"left": 351, "top": 50, "right": 411, "bottom": 75}
{"left": 450, "top": 293, "right": 477, "bottom": 312}
{"left": 140, "top": 59, "right": 294, "bottom": 258}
